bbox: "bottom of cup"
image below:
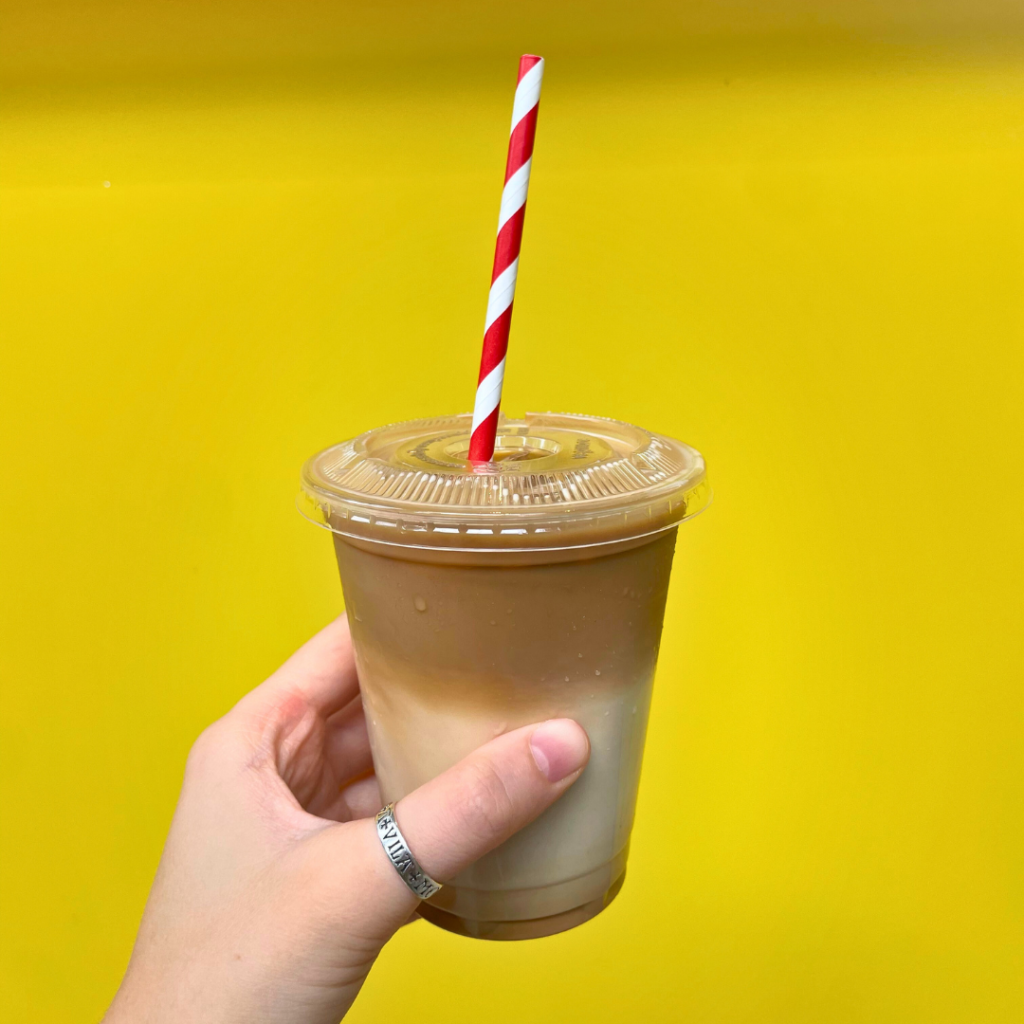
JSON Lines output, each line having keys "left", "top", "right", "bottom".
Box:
{"left": 418, "top": 869, "right": 626, "bottom": 941}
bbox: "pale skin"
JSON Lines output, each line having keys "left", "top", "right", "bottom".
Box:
{"left": 103, "top": 614, "right": 591, "bottom": 1024}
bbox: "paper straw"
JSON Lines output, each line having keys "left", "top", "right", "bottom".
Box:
{"left": 468, "top": 54, "right": 544, "bottom": 462}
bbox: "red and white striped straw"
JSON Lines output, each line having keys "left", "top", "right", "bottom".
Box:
{"left": 468, "top": 54, "right": 544, "bottom": 462}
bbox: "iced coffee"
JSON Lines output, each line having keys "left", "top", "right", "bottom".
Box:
{"left": 299, "top": 412, "right": 710, "bottom": 939}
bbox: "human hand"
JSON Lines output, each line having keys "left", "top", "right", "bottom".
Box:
{"left": 103, "top": 614, "right": 590, "bottom": 1024}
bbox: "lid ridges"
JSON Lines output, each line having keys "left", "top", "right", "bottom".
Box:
{"left": 317, "top": 456, "right": 677, "bottom": 505}
{"left": 299, "top": 412, "right": 709, "bottom": 549}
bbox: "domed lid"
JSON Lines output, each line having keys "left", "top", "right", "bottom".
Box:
{"left": 298, "top": 412, "right": 710, "bottom": 552}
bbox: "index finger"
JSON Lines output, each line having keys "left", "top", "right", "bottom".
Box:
{"left": 248, "top": 613, "right": 360, "bottom": 719}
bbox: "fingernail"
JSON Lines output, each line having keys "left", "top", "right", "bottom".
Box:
{"left": 530, "top": 719, "right": 590, "bottom": 783}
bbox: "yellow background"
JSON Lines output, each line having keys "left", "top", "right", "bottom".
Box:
{"left": 2, "top": 2, "right": 1022, "bottom": 1021}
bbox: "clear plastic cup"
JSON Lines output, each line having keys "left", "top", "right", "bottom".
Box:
{"left": 299, "top": 412, "right": 710, "bottom": 939}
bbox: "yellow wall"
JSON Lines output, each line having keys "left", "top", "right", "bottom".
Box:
{"left": 1, "top": 3, "right": 1022, "bottom": 1022}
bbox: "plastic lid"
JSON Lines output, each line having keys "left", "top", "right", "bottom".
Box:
{"left": 298, "top": 412, "right": 710, "bottom": 552}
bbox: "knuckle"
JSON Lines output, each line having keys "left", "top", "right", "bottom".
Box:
{"left": 184, "top": 718, "right": 234, "bottom": 777}
{"left": 454, "top": 758, "right": 517, "bottom": 846}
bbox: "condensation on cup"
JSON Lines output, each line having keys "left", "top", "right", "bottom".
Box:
{"left": 299, "top": 412, "right": 711, "bottom": 940}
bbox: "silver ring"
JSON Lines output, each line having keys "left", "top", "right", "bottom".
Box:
{"left": 375, "top": 804, "right": 442, "bottom": 900}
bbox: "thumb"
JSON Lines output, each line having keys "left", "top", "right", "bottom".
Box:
{"left": 337, "top": 718, "right": 590, "bottom": 935}
{"left": 395, "top": 717, "right": 590, "bottom": 882}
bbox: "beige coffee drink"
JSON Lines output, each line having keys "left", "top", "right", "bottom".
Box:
{"left": 299, "top": 412, "right": 710, "bottom": 940}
